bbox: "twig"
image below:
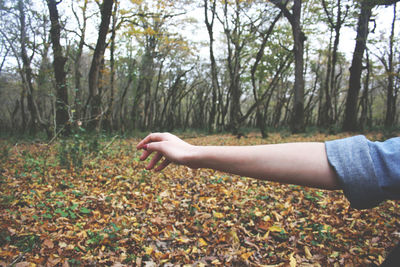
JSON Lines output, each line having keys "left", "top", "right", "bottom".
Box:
{"left": 102, "top": 135, "right": 119, "bottom": 151}
{"left": 47, "top": 125, "right": 66, "bottom": 146}
{"left": 7, "top": 252, "right": 25, "bottom": 267}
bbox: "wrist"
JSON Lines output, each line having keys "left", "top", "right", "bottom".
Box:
{"left": 183, "top": 145, "right": 206, "bottom": 169}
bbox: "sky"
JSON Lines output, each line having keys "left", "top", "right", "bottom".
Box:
{"left": 1, "top": 1, "right": 399, "bottom": 71}
{"left": 180, "top": 3, "right": 400, "bottom": 62}
{"left": 339, "top": 5, "right": 399, "bottom": 58}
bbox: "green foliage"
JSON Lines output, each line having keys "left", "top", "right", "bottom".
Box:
{"left": 57, "top": 127, "right": 100, "bottom": 170}
{"left": 86, "top": 230, "right": 104, "bottom": 247}
{"left": 68, "top": 258, "right": 82, "bottom": 266}
{"left": 79, "top": 207, "right": 92, "bottom": 214}
{"left": 0, "top": 194, "right": 15, "bottom": 207}
{"left": 54, "top": 202, "right": 79, "bottom": 219}
{"left": 14, "top": 234, "right": 40, "bottom": 253}
{"left": 0, "top": 144, "right": 10, "bottom": 164}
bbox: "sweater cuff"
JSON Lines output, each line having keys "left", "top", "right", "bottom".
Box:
{"left": 325, "top": 135, "right": 386, "bottom": 209}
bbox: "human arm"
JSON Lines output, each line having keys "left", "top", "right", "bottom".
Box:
{"left": 136, "top": 132, "right": 341, "bottom": 190}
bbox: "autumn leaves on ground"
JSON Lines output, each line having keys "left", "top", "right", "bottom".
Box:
{"left": 1, "top": 132, "right": 399, "bottom": 266}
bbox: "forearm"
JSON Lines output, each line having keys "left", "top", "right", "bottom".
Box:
{"left": 190, "top": 142, "right": 341, "bottom": 190}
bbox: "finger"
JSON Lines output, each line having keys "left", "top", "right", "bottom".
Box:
{"left": 139, "top": 149, "right": 152, "bottom": 161}
{"left": 155, "top": 159, "right": 170, "bottom": 172}
{"left": 146, "top": 152, "right": 163, "bottom": 170}
{"left": 136, "top": 133, "right": 154, "bottom": 149}
{"left": 139, "top": 141, "right": 165, "bottom": 161}
{"left": 136, "top": 132, "right": 165, "bottom": 149}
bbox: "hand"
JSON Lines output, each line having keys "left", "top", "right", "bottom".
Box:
{"left": 136, "top": 132, "right": 196, "bottom": 171}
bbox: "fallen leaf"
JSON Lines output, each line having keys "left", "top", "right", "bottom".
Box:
{"left": 198, "top": 238, "right": 208, "bottom": 247}
{"left": 43, "top": 239, "right": 54, "bottom": 249}
{"left": 213, "top": 212, "right": 224, "bottom": 219}
{"left": 241, "top": 251, "right": 254, "bottom": 261}
{"left": 304, "top": 246, "right": 312, "bottom": 259}
{"left": 289, "top": 253, "right": 296, "bottom": 267}
{"left": 144, "top": 246, "right": 153, "bottom": 255}
{"left": 268, "top": 225, "right": 285, "bottom": 233}
{"left": 176, "top": 236, "right": 191, "bottom": 243}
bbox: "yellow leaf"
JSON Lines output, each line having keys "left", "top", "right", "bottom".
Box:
{"left": 77, "top": 231, "right": 87, "bottom": 238}
{"left": 330, "top": 251, "right": 339, "bottom": 258}
{"left": 92, "top": 210, "right": 101, "bottom": 218}
{"left": 241, "top": 251, "right": 254, "bottom": 261}
{"left": 289, "top": 253, "right": 296, "bottom": 267}
{"left": 211, "top": 259, "right": 221, "bottom": 265}
{"left": 229, "top": 230, "right": 240, "bottom": 244}
{"left": 213, "top": 212, "right": 224, "bottom": 219}
{"left": 263, "top": 231, "right": 270, "bottom": 240}
{"left": 304, "top": 246, "right": 312, "bottom": 259}
{"left": 144, "top": 246, "right": 153, "bottom": 255}
{"left": 378, "top": 255, "right": 384, "bottom": 264}
{"left": 272, "top": 211, "right": 283, "bottom": 221}
{"left": 262, "top": 215, "right": 271, "bottom": 222}
{"left": 198, "top": 238, "right": 208, "bottom": 247}
{"left": 268, "top": 225, "right": 285, "bottom": 233}
{"left": 176, "top": 237, "right": 191, "bottom": 243}
{"left": 254, "top": 211, "right": 263, "bottom": 217}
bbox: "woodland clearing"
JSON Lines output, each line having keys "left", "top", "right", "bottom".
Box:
{"left": 1, "top": 132, "right": 399, "bottom": 266}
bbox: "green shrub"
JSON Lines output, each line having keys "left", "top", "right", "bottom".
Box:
{"left": 57, "top": 127, "right": 100, "bottom": 170}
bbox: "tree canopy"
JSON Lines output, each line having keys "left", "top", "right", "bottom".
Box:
{"left": 0, "top": 0, "right": 399, "bottom": 136}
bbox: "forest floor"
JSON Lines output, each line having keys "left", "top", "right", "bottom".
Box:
{"left": 0, "top": 132, "right": 399, "bottom": 266}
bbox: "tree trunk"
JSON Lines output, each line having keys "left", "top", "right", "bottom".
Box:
{"left": 343, "top": 1, "right": 372, "bottom": 131}
{"left": 132, "top": 47, "right": 155, "bottom": 130}
{"left": 104, "top": 2, "right": 118, "bottom": 132}
{"left": 47, "top": 0, "right": 70, "bottom": 135}
{"left": 329, "top": 0, "right": 347, "bottom": 126}
{"left": 87, "top": 0, "right": 113, "bottom": 131}
{"left": 249, "top": 11, "right": 281, "bottom": 138}
{"left": 321, "top": 0, "right": 348, "bottom": 127}
{"left": 359, "top": 50, "right": 370, "bottom": 129}
{"left": 384, "top": 3, "right": 397, "bottom": 127}
{"left": 205, "top": 0, "right": 219, "bottom": 133}
{"left": 220, "top": 0, "right": 243, "bottom": 134}
{"left": 290, "top": 0, "right": 305, "bottom": 133}
{"left": 321, "top": 29, "right": 333, "bottom": 127}
{"left": 72, "top": 0, "right": 88, "bottom": 124}
{"left": 18, "top": 0, "right": 49, "bottom": 136}
{"left": 271, "top": 0, "right": 305, "bottom": 133}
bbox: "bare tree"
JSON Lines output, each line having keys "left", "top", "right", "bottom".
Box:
{"left": 320, "top": 0, "right": 349, "bottom": 127}
{"left": 383, "top": 3, "right": 397, "bottom": 127}
{"left": 86, "top": 0, "right": 114, "bottom": 131}
{"left": 343, "top": 0, "right": 399, "bottom": 131}
{"left": 249, "top": 8, "right": 282, "bottom": 137}
{"left": 70, "top": 0, "right": 90, "bottom": 123}
{"left": 17, "top": 0, "right": 50, "bottom": 136}
{"left": 46, "top": 0, "right": 70, "bottom": 135}
{"left": 271, "top": 0, "right": 306, "bottom": 133}
{"left": 204, "top": 0, "right": 220, "bottom": 133}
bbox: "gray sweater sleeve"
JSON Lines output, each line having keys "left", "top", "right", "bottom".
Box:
{"left": 325, "top": 135, "right": 388, "bottom": 209}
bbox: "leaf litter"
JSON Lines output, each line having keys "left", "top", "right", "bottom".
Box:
{"left": 0, "top": 133, "right": 399, "bottom": 266}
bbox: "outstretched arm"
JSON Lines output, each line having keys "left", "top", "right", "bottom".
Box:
{"left": 137, "top": 132, "right": 341, "bottom": 190}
